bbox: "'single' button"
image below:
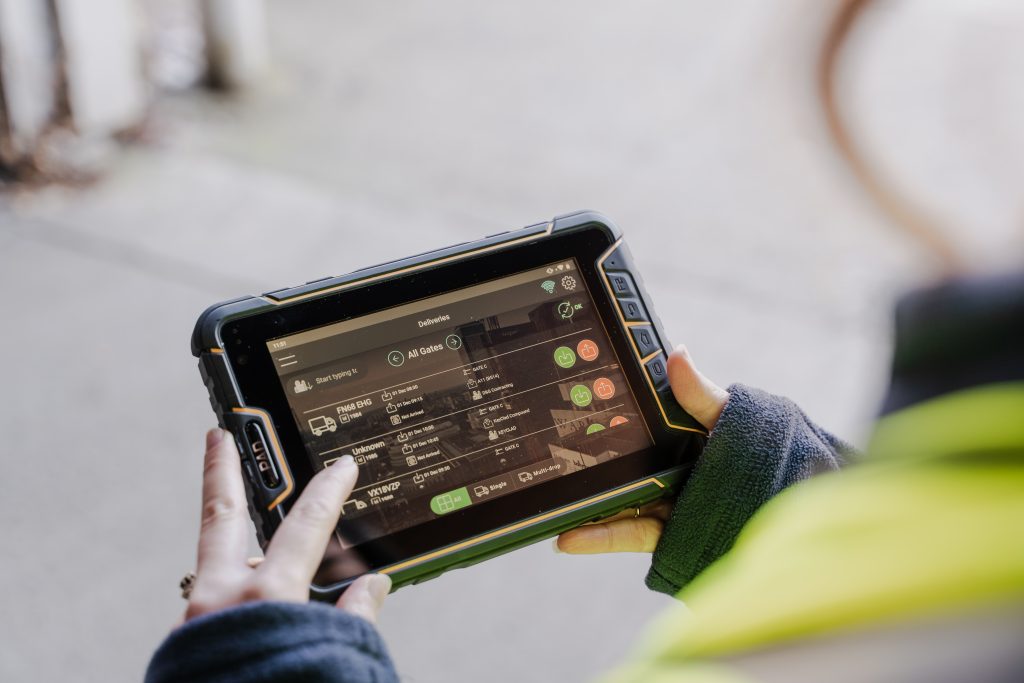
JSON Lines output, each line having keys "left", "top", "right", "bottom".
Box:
{"left": 644, "top": 354, "right": 670, "bottom": 389}
{"left": 630, "top": 325, "right": 660, "bottom": 358}
{"left": 606, "top": 271, "right": 637, "bottom": 298}
{"left": 618, "top": 298, "right": 649, "bottom": 322}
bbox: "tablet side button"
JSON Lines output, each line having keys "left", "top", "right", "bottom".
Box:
{"left": 245, "top": 422, "right": 281, "bottom": 489}
{"left": 657, "top": 387, "right": 704, "bottom": 430}
{"left": 630, "top": 326, "right": 660, "bottom": 358}
{"left": 606, "top": 271, "right": 638, "bottom": 299}
{"left": 644, "top": 354, "right": 670, "bottom": 390}
{"left": 617, "top": 297, "right": 649, "bottom": 323}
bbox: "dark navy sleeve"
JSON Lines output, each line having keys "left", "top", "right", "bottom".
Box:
{"left": 647, "top": 384, "right": 853, "bottom": 595}
{"left": 145, "top": 601, "right": 399, "bottom": 683}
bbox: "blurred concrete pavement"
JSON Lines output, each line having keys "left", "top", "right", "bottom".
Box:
{"left": 2, "top": 1, "right": 1021, "bottom": 681}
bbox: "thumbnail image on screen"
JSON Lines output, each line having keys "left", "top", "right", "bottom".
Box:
{"left": 267, "top": 259, "right": 653, "bottom": 547}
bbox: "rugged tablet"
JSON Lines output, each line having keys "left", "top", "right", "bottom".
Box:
{"left": 192, "top": 211, "right": 706, "bottom": 599}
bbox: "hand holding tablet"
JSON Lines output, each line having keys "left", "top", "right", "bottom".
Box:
{"left": 191, "top": 212, "right": 707, "bottom": 599}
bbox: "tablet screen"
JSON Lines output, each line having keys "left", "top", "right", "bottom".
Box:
{"left": 266, "top": 259, "right": 653, "bottom": 546}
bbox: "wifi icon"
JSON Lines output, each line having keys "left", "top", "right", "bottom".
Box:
{"left": 540, "top": 280, "right": 556, "bottom": 294}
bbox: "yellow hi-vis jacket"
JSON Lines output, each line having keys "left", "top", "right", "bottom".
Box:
{"left": 607, "top": 383, "right": 1024, "bottom": 682}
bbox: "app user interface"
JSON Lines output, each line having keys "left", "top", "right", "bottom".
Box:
{"left": 268, "top": 259, "right": 653, "bottom": 546}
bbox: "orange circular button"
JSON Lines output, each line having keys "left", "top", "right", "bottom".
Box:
{"left": 576, "top": 339, "right": 599, "bottom": 362}
{"left": 609, "top": 415, "right": 629, "bottom": 427}
{"left": 592, "top": 377, "right": 615, "bottom": 400}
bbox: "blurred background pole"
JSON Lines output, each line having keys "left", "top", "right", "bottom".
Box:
{"left": 1, "top": 0, "right": 269, "bottom": 182}
{"left": 200, "top": 0, "right": 269, "bottom": 90}
{"left": 0, "top": 0, "right": 59, "bottom": 176}
{"left": 0, "top": 0, "right": 147, "bottom": 181}
{"left": 52, "top": 0, "right": 147, "bottom": 137}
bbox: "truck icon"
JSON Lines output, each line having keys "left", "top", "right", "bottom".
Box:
{"left": 308, "top": 415, "right": 337, "bottom": 436}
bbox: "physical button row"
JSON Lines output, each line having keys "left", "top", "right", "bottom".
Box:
{"left": 605, "top": 270, "right": 668, "bottom": 390}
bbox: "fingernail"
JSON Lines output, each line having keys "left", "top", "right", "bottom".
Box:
{"left": 369, "top": 574, "right": 392, "bottom": 605}
{"left": 551, "top": 538, "right": 563, "bottom": 554}
{"left": 206, "top": 428, "right": 225, "bottom": 449}
{"left": 335, "top": 454, "right": 355, "bottom": 469}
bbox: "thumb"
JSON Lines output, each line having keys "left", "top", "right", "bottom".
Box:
{"left": 667, "top": 345, "right": 729, "bottom": 431}
{"left": 336, "top": 573, "right": 391, "bottom": 625}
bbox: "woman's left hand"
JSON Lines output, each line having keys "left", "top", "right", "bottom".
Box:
{"left": 554, "top": 345, "right": 728, "bottom": 554}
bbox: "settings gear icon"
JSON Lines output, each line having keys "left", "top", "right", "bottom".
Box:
{"left": 560, "top": 275, "right": 577, "bottom": 291}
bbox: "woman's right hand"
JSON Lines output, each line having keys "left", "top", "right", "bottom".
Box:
{"left": 553, "top": 345, "right": 729, "bottom": 554}
{"left": 182, "top": 429, "right": 390, "bottom": 626}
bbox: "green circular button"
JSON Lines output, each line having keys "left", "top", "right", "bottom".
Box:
{"left": 553, "top": 346, "right": 576, "bottom": 369}
{"left": 570, "top": 384, "right": 592, "bottom": 407}
{"left": 585, "top": 423, "right": 605, "bottom": 435}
